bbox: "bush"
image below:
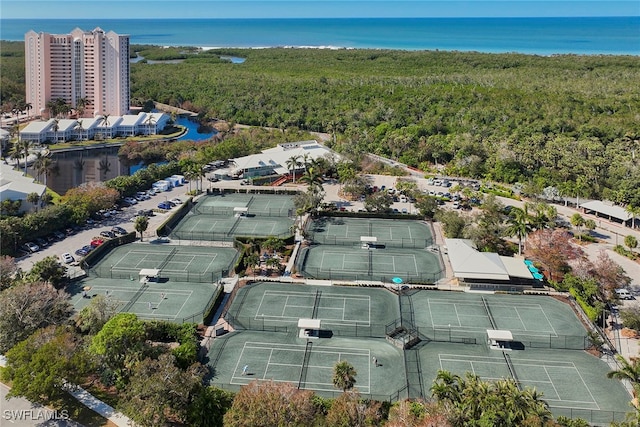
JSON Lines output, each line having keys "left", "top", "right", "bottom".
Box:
{"left": 614, "top": 245, "right": 637, "bottom": 260}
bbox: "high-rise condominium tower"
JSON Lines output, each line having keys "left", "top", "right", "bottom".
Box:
{"left": 25, "top": 27, "right": 130, "bottom": 118}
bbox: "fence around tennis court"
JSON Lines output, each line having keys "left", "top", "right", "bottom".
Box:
{"left": 194, "top": 205, "right": 294, "bottom": 218}
{"left": 170, "top": 227, "right": 293, "bottom": 242}
{"left": 91, "top": 265, "right": 233, "bottom": 284}
{"left": 307, "top": 233, "right": 433, "bottom": 249}
{"left": 550, "top": 408, "right": 629, "bottom": 426}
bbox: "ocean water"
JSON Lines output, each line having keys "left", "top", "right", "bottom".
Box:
{"left": 2, "top": 17, "right": 639, "bottom": 55}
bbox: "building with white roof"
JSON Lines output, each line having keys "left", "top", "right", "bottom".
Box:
{"left": 0, "top": 167, "right": 47, "bottom": 214}
{"left": 444, "top": 238, "right": 542, "bottom": 290}
{"left": 0, "top": 128, "right": 11, "bottom": 150}
{"left": 230, "top": 140, "right": 340, "bottom": 179}
{"left": 19, "top": 112, "right": 170, "bottom": 143}
{"left": 19, "top": 120, "right": 56, "bottom": 143}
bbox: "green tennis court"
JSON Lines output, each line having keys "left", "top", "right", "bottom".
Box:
{"left": 195, "top": 193, "right": 295, "bottom": 217}
{"left": 172, "top": 212, "right": 293, "bottom": 240}
{"left": 207, "top": 331, "right": 407, "bottom": 400}
{"left": 307, "top": 217, "right": 433, "bottom": 248}
{"left": 297, "top": 245, "right": 443, "bottom": 283}
{"left": 68, "top": 277, "right": 221, "bottom": 323}
{"left": 418, "top": 342, "right": 631, "bottom": 419}
{"left": 226, "top": 282, "right": 399, "bottom": 337}
{"left": 410, "top": 292, "right": 589, "bottom": 348}
{"left": 91, "top": 244, "right": 238, "bottom": 283}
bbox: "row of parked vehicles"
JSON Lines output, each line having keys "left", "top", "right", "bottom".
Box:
{"left": 73, "top": 226, "right": 127, "bottom": 259}
{"left": 21, "top": 230, "right": 68, "bottom": 254}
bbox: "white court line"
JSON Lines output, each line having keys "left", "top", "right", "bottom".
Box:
{"left": 172, "top": 290, "right": 194, "bottom": 318}
{"left": 514, "top": 307, "right": 528, "bottom": 331}
{"left": 202, "top": 253, "right": 220, "bottom": 276}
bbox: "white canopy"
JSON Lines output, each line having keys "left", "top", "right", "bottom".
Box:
{"left": 233, "top": 207, "right": 249, "bottom": 212}
{"left": 298, "top": 318, "right": 321, "bottom": 329}
{"left": 360, "top": 236, "right": 378, "bottom": 242}
{"left": 487, "top": 329, "right": 514, "bottom": 342}
{"left": 139, "top": 268, "right": 160, "bottom": 277}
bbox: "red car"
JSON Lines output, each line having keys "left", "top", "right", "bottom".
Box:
{"left": 90, "top": 238, "right": 104, "bottom": 247}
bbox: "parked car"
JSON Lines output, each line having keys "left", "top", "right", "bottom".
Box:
{"left": 111, "top": 226, "right": 127, "bottom": 235}
{"left": 75, "top": 247, "right": 89, "bottom": 257}
{"left": 207, "top": 176, "right": 219, "bottom": 182}
{"left": 34, "top": 237, "right": 49, "bottom": 248}
{"left": 100, "top": 230, "right": 116, "bottom": 239}
{"left": 124, "top": 197, "right": 138, "bottom": 205}
{"left": 23, "top": 242, "right": 40, "bottom": 253}
{"left": 157, "top": 202, "right": 172, "bottom": 210}
{"left": 61, "top": 253, "right": 75, "bottom": 264}
{"left": 53, "top": 231, "right": 66, "bottom": 240}
{"left": 170, "top": 198, "right": 183, "bottom": 205}
{"left": 90, "top": 239, "right": 104, "bottom": 247}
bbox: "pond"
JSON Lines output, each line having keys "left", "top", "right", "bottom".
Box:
{"left": 173, "top": 115, "right": 218, "bottom": 141}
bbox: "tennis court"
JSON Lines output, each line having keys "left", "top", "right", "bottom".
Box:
{"left": 297, "top": 245, "right": 443, "bottom": 283}
{"left": 307, "top": 217, "right": 433, "bottom": 249}
{"left": 225, "top": 282, "right": 399, "bottom": 337}
{"left": 207, "top": 331, "right": 407, "bottom": 400}
{"left": 195, "top": 193, "right": 295, "bottom": 217}
{"left": 419, "top": 342, "right": 631, "bottom": 419}
{"left": 91, "top": 244, "right": 238, "bottom": 283}
{"left": 410, "top": 292, "right": 589, "bottom": 348}
{"left": 68, "top": 277, "right": 221, "bottom": 323}
{"left": 172, "top": 213, "right": 293, "bottom": 240}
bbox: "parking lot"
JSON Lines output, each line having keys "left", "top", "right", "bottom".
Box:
{"left": 15, "top": 185, "right": 194, "bottom": 272}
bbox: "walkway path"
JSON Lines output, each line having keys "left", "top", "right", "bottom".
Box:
{"left": 67, "top": 387, "right": 133, "bottom": 427}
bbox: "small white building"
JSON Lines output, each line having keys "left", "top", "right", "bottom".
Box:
{"left": 0, "top": 167, "right": 47, "bottom": 213}
{"left": 74, "top": 117, "right": 103, "bottom": 141}
{"left": 20, "top": 119, "right": 56, "bottom": 143}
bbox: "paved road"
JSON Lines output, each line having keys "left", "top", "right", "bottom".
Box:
{"left": 1, "top": 384, "right": 83, "bottom": 427}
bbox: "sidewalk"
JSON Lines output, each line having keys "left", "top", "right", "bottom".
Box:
{"left": 67, "top": 386, "right": 134, "bottom": 427}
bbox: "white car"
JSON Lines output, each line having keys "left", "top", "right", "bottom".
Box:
{"left": 170, "top": 198, "right": 183, "bottom": 205}
{"left": 61, "top": 253, "right": 75, "bottom": 264}
{"left": 124, "top": 197, "right": 138, "bottom": 205}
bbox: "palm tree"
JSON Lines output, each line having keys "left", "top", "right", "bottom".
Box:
{"left": 285, "top": 155, "right": 302, "bottom": 183}
{"left": 333, "top": 360, "right": 357, "bottom": 391}
{"left": 570, "top": 213, "right": 586, "bottom": 240}
{"left": 505, "top": 207, "right": 532, "bottom": 256}
{"left": 50, "top": 119, "right": 60, "bottom": 142}
{"left": 144, "top": 114, "right": 157, "bottom": 134}
{"left": 626, "top": 205, "right": 640, "bottom": 229}
{"left": 75, "top": 97, "right": 88, "bottom": 118}
{"left": 24, "top": 102, "right": 32, "bottom": 120}
{"left": 607, "top": 355, "right": 640, "bottom": 397}
{"left": 245, "top": 253, "right": 260, "bottom": 276}
{"left": 74, "top": 121, "right": 85, "bottom": 141}
{"left": 11, "top": 139, "right": 31, "bottom": 175}
{"left": 299, "top": 166, "right": 323, "bottom": 190}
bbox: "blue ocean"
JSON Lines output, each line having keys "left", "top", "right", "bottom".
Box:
{"left": 1, "top": 17, "right": 638, "bottom": 55}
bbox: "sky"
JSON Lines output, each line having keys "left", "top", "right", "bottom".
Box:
{"left": 2, "top": 0, "right": 639, "bottom": 19}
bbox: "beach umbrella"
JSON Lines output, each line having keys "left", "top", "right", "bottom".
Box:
{"left": 524, "top": 260, "right": 534, "bottom": 267}
{"left": 392, "top": 277, "right": 403, "bottom": 284}
{"left": 533, "top": 272, "right": 544, "bottom": 280}
{"left": 528, "top": 266, "right": 540, "bottom": 273}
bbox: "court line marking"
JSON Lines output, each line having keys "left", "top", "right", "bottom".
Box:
{"left": 439, "top": 354, "right": 599, "bottom": 408}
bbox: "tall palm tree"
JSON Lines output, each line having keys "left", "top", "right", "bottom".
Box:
{"left": 11, "top": 139, "right": 31, "bottom": 175}
{"left": 26, "top": 192, "right": 40, "bottom": 212}
{"left": 24, "top": 102, "right": 32, "bottom": 120}
{"left": 50, "top": 119, "right": 60, "bottom": 142}
{"left": 74, "top": 121, "right": 85, "bottom": 141}
{"left": 144, "top": 114, "right": 157, "bottom": 134}
{"left": 332, "top": 360, "right": 357, "bottom": 391}
{"left": 285, "top": 155, "right": 302, "bottom": 183}
{"left": 505, "top": 207, "right": 532, "bottom": 256}
{"left": 607, "top": 355, "right": 640, "bottom": 397}
{"left": 75, "top": 97, "right": 88, "bottom": 118}
{"left": 299, "top": 166, "right": 323, "bottom": 190}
